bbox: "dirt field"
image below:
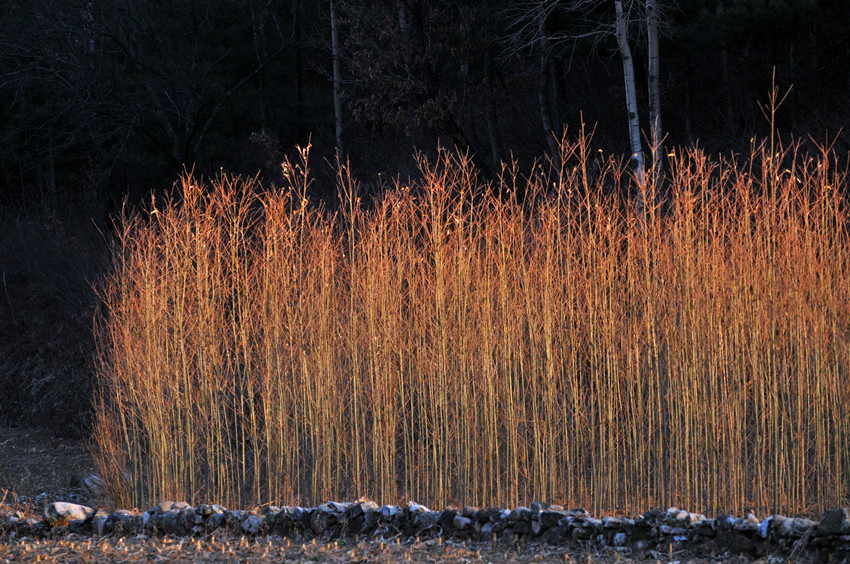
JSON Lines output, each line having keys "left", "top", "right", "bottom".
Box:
{"left": 0, "top": 529, "right": 771, "bottom": 563}
{"left": 0, "top": 425, "right": 101, "bottom": 511}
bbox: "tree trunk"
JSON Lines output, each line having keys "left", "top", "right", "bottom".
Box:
{"left": 250, "top": 1, "right": 268, "bottom": 128}
{"left": 294, "top": 0, "right": 305, "bottom": 139}
{"left": 330, "top": 0, "right": 344, "bottom": 157}
{"left": 717, "top": 2, "right": 734, "bottom": 134}
{"left": 615, "top": 0, "right": 644, "bottom": 184}
{"left": 538, "top": 3, "right": 560, "bottom": 164}
{"left": 484, "top": 47, "right": 501, "bottom": 167}
{"left": 646, "top": 0, "right": 662, "bottom": 175}
{"left": 684, "top": 53, "right": 694, "bottom": 144}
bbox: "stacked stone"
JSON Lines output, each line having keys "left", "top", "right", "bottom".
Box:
{"left": 1, "top": 500, "right": 848, "bottom": 560}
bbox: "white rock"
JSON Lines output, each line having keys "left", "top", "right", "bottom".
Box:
{"left": 43, "top": 502, "right": 93, "bottom": 525}
{"left": 453, "top": 515, "right": 473, "bottom": 530}
{"left": 407, "top": 501, "right": 430, "bottom": 513}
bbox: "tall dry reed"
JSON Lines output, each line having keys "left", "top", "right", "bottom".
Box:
{"left": 93, "top": 139, "right": 850, "bottom": 516}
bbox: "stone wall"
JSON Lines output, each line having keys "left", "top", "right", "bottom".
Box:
{"left": 2, "top": 500, "right": 849, "bottom": 561}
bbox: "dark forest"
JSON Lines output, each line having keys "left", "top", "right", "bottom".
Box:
{"left": 0, "top": 0, "right": 848, "bottom": 460}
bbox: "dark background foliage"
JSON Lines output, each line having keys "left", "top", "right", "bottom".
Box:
{"left": 1, "top": 0, "right": 848, "bottom": 436}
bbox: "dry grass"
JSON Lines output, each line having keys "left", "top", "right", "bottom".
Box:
{"left": 92, "top": 137, "right": 850, "bottom": 516}
{"left": 0, "top": 534, "right": 718, "bottom": 563}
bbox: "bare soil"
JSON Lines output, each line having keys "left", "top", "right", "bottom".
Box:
{"left": 0, "top": 425, "right": 101, "bottom": 512}
{"left": 0, "top": 532, "right": 766, "bottom": 563}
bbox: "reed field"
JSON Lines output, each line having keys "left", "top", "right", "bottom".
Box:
{"left": 92, "top": 137, "right": 850, "bottom": 517}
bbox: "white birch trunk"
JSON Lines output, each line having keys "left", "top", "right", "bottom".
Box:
{"left": 615, "top": 0, "right": 644, "bottom": 184}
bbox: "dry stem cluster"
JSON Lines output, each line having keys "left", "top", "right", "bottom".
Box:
{"left": 93, "top": 139, "right": 850, "bottom": 516}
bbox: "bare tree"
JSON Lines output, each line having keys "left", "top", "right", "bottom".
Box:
{"left": 505, "top": 0, "right": 665, "bottom": 182}
{"left": 537, "top": 1, "right": 561, "bottom": 164}
{"left": 615, "top": 0, "right": 645, "bottom": 183}
{"left": 338, "top": 0, "right": 499, "bottom": 178}
{"left": 646, "top": 0, "right": 662, "bottom": 176}
{"left": 330, "top": 0, "right": 344, "bottom": 157}
{"left": 0, "top": 0, "right": 292, "bottom": 198}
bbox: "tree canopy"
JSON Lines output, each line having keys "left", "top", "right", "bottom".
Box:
{"left": 1, "top": 0, "right": 848, "bottom": 210}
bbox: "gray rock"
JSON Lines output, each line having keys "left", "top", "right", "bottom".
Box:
{"left": 531, "top": 518, "right": 543, "bottom": 535}
{"left": 734, "top": 512, "right": 761, "bottom": 533}
{"left": 362, "top": 507, "right": 379, "bottom": 531}
{"left": 461, "top": 506, "right": 478, "bottom": 519}
{"left": 407, "top": 501, "right": 430, "bottom": 513}
{"left": 241, "top": 514, "right": 263, "bottom": 535}
{"left": 665, "top": 507, "right": 689, "bottom": 525}
{"left": 770, "top": 515, "right": 792, "bottom": 537}
{"left": 43, "top": 502, "right": 93, "bottom": 526}
{"left": 198, "top": 504, "right": 226, "bottom": 517}
{"left": 379, "top": 505, "right": 401, "bottom": 520}
{"left": 70, "top": 474, "right": 106, "bottom": 497}
{"left": 687, "top": 512, "right": 706, "bottom": 524}
{"left": 68, "top": 519, "right": 87, "bottom": 533}
{"left": 474, "top": 508, "right": 502, "bottom": 523}
{"left": 791, "top": 517, "right": 816, "bottom": 537}
{"left": 603, "top": 516, "right": 627, "bottom": 529}
{"left": 716, "top": 514, "right": 739, "bottom": 530}
{"left": 510, "top": 519, "right": 531, "bottom": 535}
{"left": 159, "top": 509, "right": 188, "bottom": 535}
{"left": 153, "top": 501, "right": 191, "bottom": 514}
{"left": 207, "top": 512, "right": 227, "bottom": 529}
{"left": 453, "top": 515, "right": 472, "bottom": 531}
{"left": 92, "top": 509, "right": 112, "bottom": 535}
{"left": 344, "top": 501, "right": 379, "bottom": 533}
{"left": 571, "top": 525, "right": 592, "bottom": 539}
{"left": 559, "top": 515, "right": 576, "bottom": 530}
{"left": 345, "top": 500, "right": 378, "bottom": 519}
{"left": 584, "top": 517, "right": 603, "bottom": 531}
{"left": 759, "top": 516, "right": 773, "bottom": 538}
{"left": 634, "top": 539, "right": 650, "bottom": 551}
{"left": 228, "top": 509, "right": 248, "bottom": 523}
{"left": 693, "top": 519, "right": 716, "bottom": 537}
{"left": 264, "top": 508, "right": 285, "bottom": 529}
{"left": 509, "top": 507, "right": 532, "bottom": 521}
{"left": 439, "top": 509, "right": 457, "bottom": 531}
{"left": 310, "top": 505, "right": 337, "bottom": 534}
{"left": 412, "top": 510, "right": 439, "bottom": 531}
{"left": 613, "top": 531, "right": 627, "bottom": 546}
{"left": 819, "top": 508, "right": 850, "bottom": 535}
{"left": 540, "top": 510, "right": 567, "bottom": 529}
{"left": 540, "top": 524, "right": 566, "bottom": 544}
{"left": 103, "top": 510, "right": 140, "bottom": 535}
{"left": 299, "top": 508, "right": 315, "bottom": 529}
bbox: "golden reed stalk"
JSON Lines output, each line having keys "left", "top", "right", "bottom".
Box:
{"left": 93, "top": 139, "right": 850, "bottom": 516}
